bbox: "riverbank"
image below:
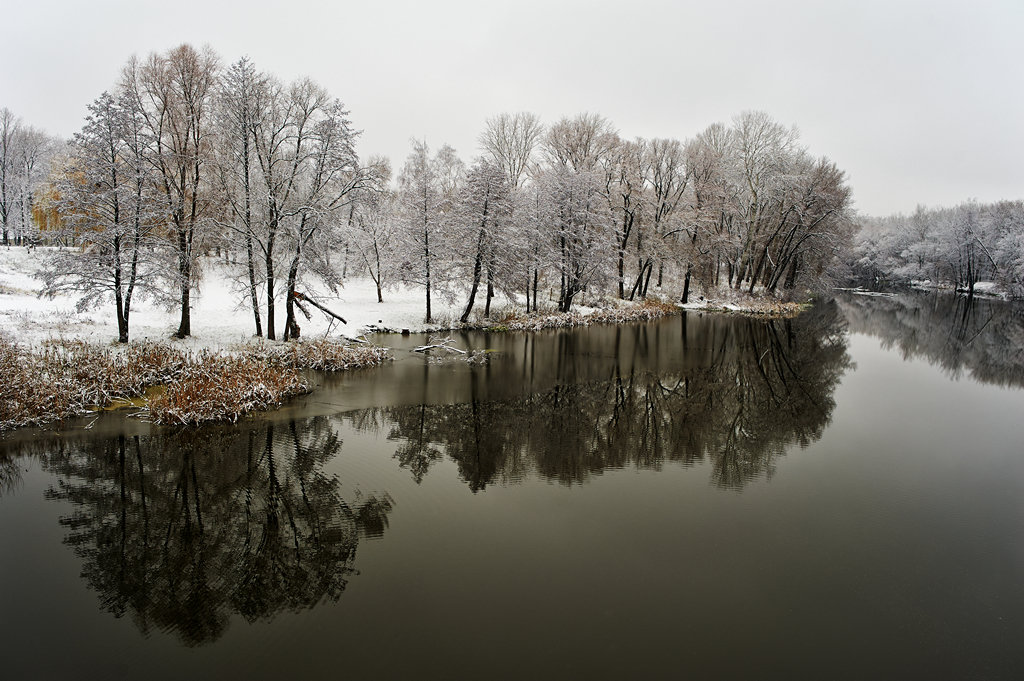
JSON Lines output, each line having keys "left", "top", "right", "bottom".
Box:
{"left": 1, "top": 246, "right": 806, "bottom": 429}
{"left": 0, "top": 337, "right": 388, "bottom": 430}
{"left": 2, "top": 247, "right": 807, "bottom": 346}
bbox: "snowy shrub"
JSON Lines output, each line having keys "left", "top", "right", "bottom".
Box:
{"left": 0, "top": 338, "right": 186, "bottom": 430}
{"left": 251, "top": 339, "right": 390, "bottom": 372}
{"left": 0, "top": 337, "right": 387, "bottom": 430}
{"left": 144, "top": 354, "right": 309, "bottom": 425}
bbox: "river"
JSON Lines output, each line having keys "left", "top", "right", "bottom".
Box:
{"left": 1, "top": 293, "right": 1022, "bottom": 679}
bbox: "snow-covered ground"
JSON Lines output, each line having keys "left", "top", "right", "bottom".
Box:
{"left": 0, "top": 246, "right": 523, "bottom": 349}
{"left": 1, "top": 246, "right": 803, "bottom": 351}
{"left": 909, "top": 279, "right": 1008, "bottom": 299}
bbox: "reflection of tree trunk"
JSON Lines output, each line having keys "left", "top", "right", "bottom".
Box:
{"left": 118, "top": 435, "right": 127, "bottom": 586}
{"left": 266, "top": 425, "right": 279, "bottom": 530}
{"left": 190, "top": 453, "right": 203, "bottom": 534}
{"left": 134, "top": 436, "right": 148, "bottom": 536}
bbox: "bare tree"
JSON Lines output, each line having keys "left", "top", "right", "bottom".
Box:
{"left": 349, "top": 156, "right": 397, "bottom": 303}
{"left": 543, "top": 112, "right": 618, "bottom": 174}
{"left": 397, "top": 141, "right": 463, "bottom": 323}
{"left": 0, "top": 108, "right": 20, "bottom": 246}
{"left": 644, "top": 138, "right": 690, "bottom": 299}
{"left": 479, "top": 112, "right": 544, "bottom": 190}
{"left": 456, "top": 158, "right": 511, "bottom": 322}
{"left": 122, "top": 44, "right": 220, "bottom": 338}
{"left": 540, "top": 166, "right": 615, "bottom": 312}
{"left": 41, "top": 91, "right": 162, "bottom": 342}
{"left": 213, "top": 56, "right": 265, "bottom": 336}
{"left": 281, "top": 99, "right": 369, "bottom": 340}
{"left": 603, "top": 138, "right": 649, "bottom": 299}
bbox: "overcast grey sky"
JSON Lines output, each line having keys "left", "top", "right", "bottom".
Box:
{"left": 2, "top": 0, "right": 1022, "bottom": 215}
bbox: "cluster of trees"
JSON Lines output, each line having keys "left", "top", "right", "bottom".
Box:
{"left": 34, "top": 45, "right": 375, "bottom": 341}
{"left": 359, "top": 110, "right": 855, "bottom": 324}
{"left": 7, "top": 43, "right": 856, "bottom": 343}
{"left": 0, "top": 108, "right": 60, "bottom": 247}
{"left": 852, "top": 200, "right": 1024, "bottom": 297}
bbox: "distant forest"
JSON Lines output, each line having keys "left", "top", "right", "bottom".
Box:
{"left": 852, "top": 200, "right": 1024, "bottom": 297}
{"left": 2, "top": 43, "right": 1020, "bottom": 342}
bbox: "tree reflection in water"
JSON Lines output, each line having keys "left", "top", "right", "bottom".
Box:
{"left": 3, "top": 303, "right": 855, "bottom": 645}
{"left": 351, "top": 301, "right": 852, "bottom": 490}
{"left": 37, "top": 417, "right": 393, "bottom": 646}
{"left": 838, "top": 291, "right": 1024, "bottom": 388}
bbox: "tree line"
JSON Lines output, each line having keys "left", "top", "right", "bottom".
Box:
{"left": 851, "top": 200, "right": 1024, "bottom": 297}
{"left": 4, "top": 43, "right": 856, "bottom": 342}
{"left": 0, "top": 108, "right": 59, "bottom": 247}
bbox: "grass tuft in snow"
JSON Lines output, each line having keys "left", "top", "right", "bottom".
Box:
{"left": 145, "top": 354, "right": 309, "bottom": 426}
{"left": 482, "top": 297, "right": 679, "bottom": 332}
{"left": 0, "top": 336, "right": 389, "bottom": 431}
{"left": 249, "top": 337, "right": 391, "bottom": 372}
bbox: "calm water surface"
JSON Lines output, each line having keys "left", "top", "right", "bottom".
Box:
{"left": 2, "top": 294, "right": 1023, "bottom": 680}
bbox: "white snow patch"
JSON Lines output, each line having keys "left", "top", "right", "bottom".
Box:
{"left": 0, "top": 246, "right": 520, "bottom": 349}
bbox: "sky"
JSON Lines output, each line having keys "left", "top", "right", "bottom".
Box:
{"left": 2, "top": 0, "right": 1022, "bottom": 216}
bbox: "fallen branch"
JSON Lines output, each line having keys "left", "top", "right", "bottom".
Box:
{"left": 413, "top": 336, "right": 467, "bottom": 354}
{"left": 293, "top": 291, "right": 347, "bottom": 324}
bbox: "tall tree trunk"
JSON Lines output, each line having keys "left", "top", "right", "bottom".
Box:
{"left": 531, "top": 266, "right": 539, "bottom": 313}
{"left": 266, "top": 214, "right": 277, "bottom": 340}
{"left": 524, "top": 272, "right": 531, "bottom": 313}
{"left": 175, "top": 227, "right": 192, "bottom": 338}
{"left": 247, "top": 233, "right": 262, "bottom": 336}
{"left": 424, "top": 241, "right": 432, "bottom": 323}
{"left": 484, "top": 266, "right": 494, "bottom": 318}
{"left": 460, "top": 235, "right": 484, "bottom": 324}
{"left": 641, "top": 264, "right": 654, "bottom": 298}
{"left": 283, "top": 249, "right": 301, "bottom": 340}
{"left": 114, "top": 235, "right": 127, "bottom": 343}
{"left": 618, "top": 249, "right": 625, "bottom": 299}
{"left": 372, "top": 241, "right": 384, "bottom": 303}
{"left": 242, "top": 130, "right": 261, "bottom": 336}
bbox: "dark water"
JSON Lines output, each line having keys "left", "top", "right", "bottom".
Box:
{"left": 2, "top": 295, "right": 1023, "bottom": 680}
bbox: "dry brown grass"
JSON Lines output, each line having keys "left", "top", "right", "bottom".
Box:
{"left": 491, "top": 297, "right": 679, "bottom": 332}
{"left": 0, "top": 337, "right": 389, "bottom": 431}
{"left": 0, "top": 338, "right": 186, "bottom": 430}
{"left": 145, "top": 354, "right": 309, "bottom": 425}
{"left": 251, "top": 338, "right": 391, "bottom": 372}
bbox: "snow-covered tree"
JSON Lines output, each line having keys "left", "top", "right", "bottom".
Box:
{"left": 543, "top": 113, "right": 618, "bottom": 174}
{"left": 122, "top": 44, "right": 220, "bottom": 338}
{"left": 539, "top": 166, "right": 615, "bottom": 312}
{"left": 40, "top": 91, "right": 163, "bottom": 342}
{"left": 0, "top": 108, "right": 21, "bottom": 246}
{"left": 0, "top": 108, "right": 59, "bottom": 247}
{"left": 455, "top": 158, "right": 512, "bottom": 322}
{"left": 479, "top": 112, "right": 544, "bottom": 190}
{"left": 213, "top": 56, "right": 266, "bottom": 336}
{"left": 396, "top": 141, "right": 464, "bottom": 323}
{"left": 349, "top": 157, "right": 398, "bottom": 303}
{"left": 280, "top": 98, "right": 370, "bottom": 340}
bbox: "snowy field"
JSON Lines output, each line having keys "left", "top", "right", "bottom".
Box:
{"left": 1, "top": 246, "right": 798, "bottom": 353}
{"left": 0, "top": 246, "right": 525, "bottom": 350}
